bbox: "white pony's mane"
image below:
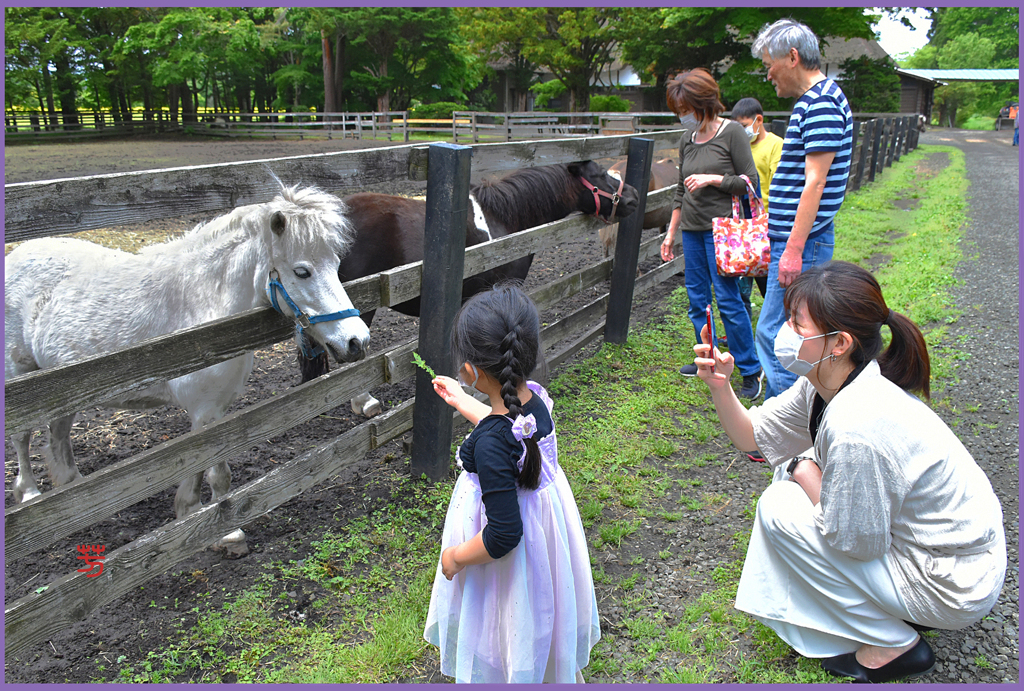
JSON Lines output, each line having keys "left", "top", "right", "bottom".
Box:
{"left": 140, "top": 183, "right": 352, "bottom": 257}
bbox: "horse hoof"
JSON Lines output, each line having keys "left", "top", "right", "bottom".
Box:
{"left": 13, "top": 485, "right": 41, "bottom": 504}
{"left": 212, "top": 529, "right": 249, "bottom": 558}
{"left": 352, "top": 395, "right": 382, "bottom": 417}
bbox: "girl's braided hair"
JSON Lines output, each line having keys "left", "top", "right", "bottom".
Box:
{"left": 451, "top": 282, "right": 542, "bottom": 489}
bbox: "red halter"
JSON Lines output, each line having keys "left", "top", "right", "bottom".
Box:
{"left": 579, "top": 175, "right": 625, "bottom": 224}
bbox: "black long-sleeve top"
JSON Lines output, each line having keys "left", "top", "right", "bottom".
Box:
{"left": 458, "top": 393, "right": 553, "bottom": 559}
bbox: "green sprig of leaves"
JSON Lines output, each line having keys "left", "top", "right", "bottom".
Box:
{"left": 412, "top": 352, "right": 436, "bottom": 379}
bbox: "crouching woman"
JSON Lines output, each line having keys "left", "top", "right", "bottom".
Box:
{"left": 693, "top": 260, "right": 1006, "bottom": 683}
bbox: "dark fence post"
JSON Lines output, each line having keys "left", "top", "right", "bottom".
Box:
{"left": 891, "top": 117, "right": 904, "bottom": 164}
{"left": 769, "top": 118, "right": 787, "bottom": 138}
{"left": 410, "top": 142, "right": 473, "bottom": 481}
{"left": 869, "top": 118, "right": 884, "bottom": 182}
{"left": 854, "top": 119, "right": 872, "bottom": 190}
{"left": 902, "top": 116, "right": 912, "bottom": 155}
{"left": 848, "top": 120, "right": 861, "bottom": 192}
{"left": 892, "top": 117, "right": 904, "bottom": 163}
{"left": 605, "top": 137, "right": 654, "bottom": 344}
{"left": 884, "top": 117, "right": 897, "bottom": 168}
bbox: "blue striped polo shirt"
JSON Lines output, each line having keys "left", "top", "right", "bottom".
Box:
{"left": 768, "top": 79, "right": 853, "bottom": 241}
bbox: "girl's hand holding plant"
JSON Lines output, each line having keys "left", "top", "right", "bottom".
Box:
{"left": 433, "top": 375, "right": 467, "bottom": 408}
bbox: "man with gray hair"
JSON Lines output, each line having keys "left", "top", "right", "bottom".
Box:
{"left": 749, "top": 19, "right": 853, "bottom": 405}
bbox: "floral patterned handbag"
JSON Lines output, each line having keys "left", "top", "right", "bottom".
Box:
{"left": 711, "top": 174, "right": 770, "bottom": 277}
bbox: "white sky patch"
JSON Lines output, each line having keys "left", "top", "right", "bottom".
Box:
{"left": 872, "top": 7, "right": 933, "bottom": 61}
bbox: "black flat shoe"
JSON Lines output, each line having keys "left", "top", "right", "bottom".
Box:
{"left": 821, "top": 637, "right": 936, "bottom": 684}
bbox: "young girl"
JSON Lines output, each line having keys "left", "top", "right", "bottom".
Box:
{"left": 423, "top": 284, "right": 599, "bottom": 683}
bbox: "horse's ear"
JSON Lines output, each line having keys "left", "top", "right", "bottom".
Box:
{"left": 566, "top": 161, "right": 586, "bottom": 177}
{"left": 271, "top": 211, "right": 287, "bottom": 236}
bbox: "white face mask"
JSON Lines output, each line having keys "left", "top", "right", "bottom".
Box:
{"left": 678, "top": 113, "right": 699, "bottom": 130}
{"left": 458, "top": 362, "right": 480, "bottom": 389}
{"left": 774, "top": 322, "right": 840, "bottom": 377}
{"left": 744, "top": 123, "right": 758, "bottom": 142}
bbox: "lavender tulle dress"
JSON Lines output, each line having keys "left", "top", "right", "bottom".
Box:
{"left": 424, "top": 381, "right": 600, "bottom": 683}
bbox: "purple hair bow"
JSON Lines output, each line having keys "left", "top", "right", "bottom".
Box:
{"left": 510, "top": 413, "right": 538, "bottom": 442}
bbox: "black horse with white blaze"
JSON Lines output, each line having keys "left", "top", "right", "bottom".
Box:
{"left": 297, "top": 160, "right": 640, "bottom": 407}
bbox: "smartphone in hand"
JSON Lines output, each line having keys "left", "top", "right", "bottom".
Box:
{"left": 705, "top": 304, "right": 716, "bottom": 374}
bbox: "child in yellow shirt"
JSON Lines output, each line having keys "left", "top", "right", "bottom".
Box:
{"left": 732, "top": 97, "right": 782, "bottom": 315}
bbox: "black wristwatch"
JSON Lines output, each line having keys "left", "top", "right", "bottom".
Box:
{"left": 786, "top": 456, "right": 814, "bottom": 475}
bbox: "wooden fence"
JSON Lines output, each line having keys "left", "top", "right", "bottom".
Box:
{"left": 3, "top": 131, "right": 684, "bottom": 655}
{"left": 765, "top": 114, "right": 920, "bottom": 193}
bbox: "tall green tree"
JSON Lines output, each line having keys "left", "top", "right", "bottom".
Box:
{"left": 618, "top": 7, "right": 878, "bottom": 110}
{"left": 934, "top": 33, "right": 998, "bottom": 126}
{"left": 457, "top": 7, "right": 539, "bottom": 112}
{"left": 518, "top": 8, "right": 618, "bottom": 113}
{"left": 928, "top": 7, "right": 1019, "bottom": 68}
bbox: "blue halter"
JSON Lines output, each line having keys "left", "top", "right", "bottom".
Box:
{"left": 266, "top": 270, "right": 360, "bottom": 359}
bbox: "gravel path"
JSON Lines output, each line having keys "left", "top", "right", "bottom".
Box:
{"left": 909, "top": 127, "right": 1019, "bottom": 684}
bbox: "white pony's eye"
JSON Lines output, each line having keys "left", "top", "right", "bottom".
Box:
{"left": 294, "top": 267, "right": 312, "bottom": 279}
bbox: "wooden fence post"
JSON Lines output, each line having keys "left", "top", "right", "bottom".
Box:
{"left": 848, "top": 120, "right": 861, "bottom": 192}
{"left": 854, "top": 119, "right": 872, "bottom": 190}
{"left": 505, "top": 113, "right": 511, "bottom": 142}
{"left": 890, "top": 117, "right": 903, "bottom": 164}
{"left": 410, "top": 142, "right": 473, "bottom": 481}
{"left": 769, "top": 118, "right": 788, "bottom": 138}
{"left": 883, "top": 117, "right": 896, "bottom": 168}
{"left": 868, "top": 118, "right": 884, "bottom": 182}
{"left": 902, "top": 116, "right": 912, "bottom": 155}
{"left": 605, "top": 137, "right": 654, "bottom": 344}
{"left": 472, "top": 112, "right": 479, "bottom": 144}
{"left": 403, "top": 111, "right": 409, "bottom": 142}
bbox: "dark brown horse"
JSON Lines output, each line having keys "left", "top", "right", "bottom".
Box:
{"left": 601, "top": 158, "right": 679, "bottom": 256}
{"left": 298, "top": 160, "right": 640, "bottom": 409}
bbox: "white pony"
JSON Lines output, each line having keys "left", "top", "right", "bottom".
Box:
{"left": 5, "top": 183, "right": 370, "bottom": 556}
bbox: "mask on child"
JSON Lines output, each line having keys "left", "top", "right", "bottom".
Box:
{"left": 458, "top": 363, "right": 480, "bottom": 389}
{"left": 774, "top": 322, "right": 840, "bottom": 376}
{"left": 744, "top": 123, "right": 759, "bottom": 142}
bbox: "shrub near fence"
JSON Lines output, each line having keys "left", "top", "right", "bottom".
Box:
{"left": 3, "top": 130, "right": 684, "bottom": 655}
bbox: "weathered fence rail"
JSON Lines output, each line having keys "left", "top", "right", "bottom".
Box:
{"left": 3, "top": 131, "right": 682, "bottom": 655}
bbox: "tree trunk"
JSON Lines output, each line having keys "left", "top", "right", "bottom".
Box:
{"left": 322, "top": 29, "right": 336, "bottom": 118}
{"left": 42, "top": 65, "right": 57, "bottom": 130}
{"left": 33, "top": 75, "right": 46, "bottom": 118}
{"left": 53, "top": 52, "right": 79, "bottom": 129}
{"left": 118, "top": 82, "right": 131, "bottom": 123}
{"left": 376, "top": 58, "right": 389, "bottom": 115}
{"left": 334, "top": 33, "right": 346, "bottom": 114}
{"left": 167, "top": 85, "right": 178, "bottom": 124}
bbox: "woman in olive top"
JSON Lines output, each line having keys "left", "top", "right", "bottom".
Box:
{"left": 661, "top": 68, "right": 763, "bottom": 399}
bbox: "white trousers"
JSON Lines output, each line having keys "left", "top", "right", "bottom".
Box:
{"left": 734, "top": 467, "right": 919, "bottom": 658}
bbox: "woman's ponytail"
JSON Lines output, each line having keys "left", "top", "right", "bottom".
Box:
{"left": 879, "top": 310, "right": 931, "bottom": 399}
{"left": 786, "top": 261, "right": 932, "bottom": 399}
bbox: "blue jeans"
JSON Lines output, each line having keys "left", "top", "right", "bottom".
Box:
{"left": 680, "top": 230, "right": 760, "bottom": 377}
{"left": 754, "top": 224, "right": 835, "bottom": 399}
{"left": 1014, "top": 127, "right": 1019, "bottom": 146}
